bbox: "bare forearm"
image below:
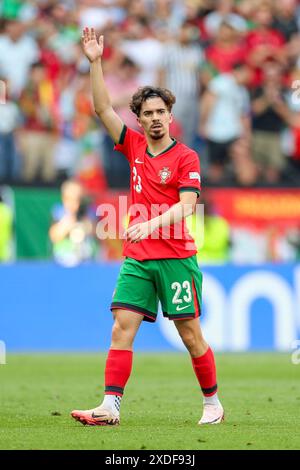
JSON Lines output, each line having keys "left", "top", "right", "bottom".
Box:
{"left": 151, "top": 201, "right": 195, "bottom": 230}
{"left": 90, "top": 58, "right": 112, "bottom": 115}
{"left": 90, "top": 58, "right": 124, "bottom": 142}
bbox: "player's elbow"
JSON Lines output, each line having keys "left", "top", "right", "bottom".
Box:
{"left": 94, "top": 107, "right": 104, "bottom": 118}
{"left": 94, "top": 105, "right": 111, "bottom": 119}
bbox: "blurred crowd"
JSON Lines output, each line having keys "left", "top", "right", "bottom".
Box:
{"left": 1, "top": 0, "right": 300, "bottom": 265}
{"left": 0, "top": 0, "right": 300, "bottom": 189}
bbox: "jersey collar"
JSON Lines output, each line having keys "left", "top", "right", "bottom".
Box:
{"left": 146, "top": 138, "right": 177, "bottom": 158}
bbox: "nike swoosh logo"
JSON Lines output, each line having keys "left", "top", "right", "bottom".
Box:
{"left": 135, "top": 159, "right": 143, "bottom": 164}
{"left": 91, "top": 412, "right": 108, "bottom": 419}
{"left": 176, "top": 304, "right": 191, "bottom": 311}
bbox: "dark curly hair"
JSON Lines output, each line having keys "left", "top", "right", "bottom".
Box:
{"left": 130, "top": 86, "right": 176, "bottom": 117}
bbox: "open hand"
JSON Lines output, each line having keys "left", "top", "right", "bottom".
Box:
{"left": 81, "top": 27, "right": 104, "bottom": 63}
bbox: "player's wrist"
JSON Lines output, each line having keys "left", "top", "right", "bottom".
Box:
{"left": 89, "top": 56, "right": 102, "bottom": 64}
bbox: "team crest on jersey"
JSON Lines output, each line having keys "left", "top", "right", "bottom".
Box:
{"left": 158, "top": 167, "right": 171, "bottom": 184}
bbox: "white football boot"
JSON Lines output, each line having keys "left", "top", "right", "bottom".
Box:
{"left": 71, "top": 405, "right": 120, "bottom": 426}
{"left": 198, "top": 403, "right": 224, "bottom": 425}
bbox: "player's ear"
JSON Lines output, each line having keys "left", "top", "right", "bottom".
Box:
{"left": 136, "top": 117, "right": 142, "bottom": 129}
{"left": 169, "top": 113, "right": 173, "bottom": 124}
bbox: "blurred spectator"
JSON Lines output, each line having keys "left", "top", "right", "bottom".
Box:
{"left": 251, "top": 60, "right": 292, "bottom": 184}
{"left": 273, "top": 0, "right": 299, "bottom": 41}
{"left": 159, "top": 21, "right": 203, "bottom": 148}
{"left": 287, "top": 225, "right": 300, "bottom": 260}
{"left": 0, "top": 77, "right": 20, "bottom": 182}
{"left": 49, "top": 179, "right": 98, "bottom": 266}
{"left": 150, "top": 0, "right": 185, "bottom": 39}
{"left": 282, "top": 66, "right": 300, "bottom": 180}
{"left": 0, "top": 0, "right": 23, "bottom": 19}
{"left": 203, "top": 0, "right": 247, "bottom": 38}
{"left": 78, "top": 0, "right": 127, "bottom": 30}
{"left": 72, "top": 70, "right": 98, "bottom": 140}
{"left": 106, "top": 56, "right": 140, "bottom": 130}
{"left": 230, "top": 137, "right": 259, "bottom": 186}
{"left": 0, "top": 190, "right": 13, "bottom": 262}
{"left": 246, "top": 2, "right": 287, "bottom": 86}
{"left": 35, "top": 18, "right": 64, "bottom": 83}
{"left": 42, "top": 6, "right": 81, "bottom": 66}
{"left": 205, "top": 20, "right": 248, "bottom": 76}
{"left": 120, "top": 17, "right": 163, "bottom": 85}
{"left": 53, "top": 67, "right": 77, "bottom": 177}
{"left": 199, "top": 62, "right": 251, "bottom": 183}
{"left": 187, "top": 196, "right": 231, "bottom": 264}
{"left": 72, "top": 71, "right": 107, "bottom": 191}
{"left": 0, "top": 0, "right": 299, "bottom": 191}
{"left": 266, "top": 224, "right": 296, "bottom": 262}
{"left": 18, "top": 61, "right": 59, "bottom": 183}
{"left": 0, "top": 19, "right": 39, "bottom": 97}
{"left": 234, "top": 0, "right": 257, "bottom": 29}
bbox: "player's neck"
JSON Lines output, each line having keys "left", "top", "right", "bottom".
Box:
{"left": 146, "top": 135, "right": 174, "bottom": 157}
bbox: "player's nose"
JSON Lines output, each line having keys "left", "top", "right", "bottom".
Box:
{"left": 152, "top": 113, "right": 161, "bottom": 121}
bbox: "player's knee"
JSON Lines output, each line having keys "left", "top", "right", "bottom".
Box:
{"left": 112, "top": 320, "right": 134, "bottom": 344}
{"left": 179, "top": 329, "right": 197, "bottom": 351}
{"left": 112, "top": 322, "right": 125, "bottom": 342}
{"left": 178, "top": 327, "right": 206, "bottom": 355}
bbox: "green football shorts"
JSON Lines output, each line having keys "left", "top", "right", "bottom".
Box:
{"left": 111, "top": 256, "right": 203, "bottom": 322}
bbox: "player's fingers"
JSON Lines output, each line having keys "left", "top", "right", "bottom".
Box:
{"left": 132, "top": 233, "right": 146, "bottom": 243}
{"left": 91, "top": 27, "right": 96, "bottom": 40}
{"left": 128, "top": 229, "right": 142, "bottom": 242}
{"left": 125, "top": 231, "right": 135, "bottom": 241}
{"left": 126, "top": 225, "right": 139, "bottom": 235}
{"left": 131, "top": 229, "right": 147, "bottom": 243}
{"left": 128, "top": 232, "right": 139, "bottom": 242}
{"left": 84, "top": 27, "right": 89, "bottom": 40}
{"left": 99, "top": 35, "right": 104, "bottom": 47}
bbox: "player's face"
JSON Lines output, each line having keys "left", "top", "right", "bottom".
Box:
{"left": 138, "top": 97, "right": 173, "bottom": 140}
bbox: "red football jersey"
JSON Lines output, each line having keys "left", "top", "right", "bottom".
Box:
{"left": 115, "top": 126, "right": 201, "bottom": 261}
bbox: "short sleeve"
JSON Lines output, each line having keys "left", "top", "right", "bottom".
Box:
{"left": 114, "top": 125, "right": 145, "bottom": 164}
{"left": 178, "top": 151, "right": 201, "bottom": 198}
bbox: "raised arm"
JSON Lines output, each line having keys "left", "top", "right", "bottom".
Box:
{"left": 81, "top": 27, "right": 124, "bottom": 144}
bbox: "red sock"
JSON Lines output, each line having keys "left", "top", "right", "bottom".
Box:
{"left": 192, "top": 347, "right": 218, "bottom": 397}
{"left": 105, "top": 349, "right": 133, "bottom": 396}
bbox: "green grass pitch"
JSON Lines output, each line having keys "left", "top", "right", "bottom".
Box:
{"left": 0, "top": 353, "right": 299, "bottom": 450}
